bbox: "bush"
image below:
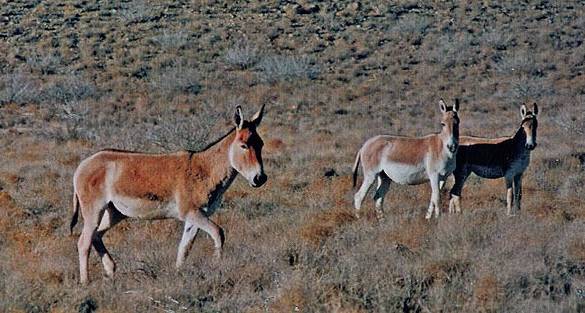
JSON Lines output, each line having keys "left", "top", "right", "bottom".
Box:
{"left": 149, "top": 65, "right": 201, "bottom": 98}
{"left": 257, "top": 55, "right": 319, "bottom": 83}
{"left": 224, "top": 42, "right": 260, "bottom": 70}
{"left": 118, "top": 0, "right": 158, "bottom": 24}
{"left": 26, "top": 52, "right": 62, "bottom": 75}
{"left": 150, "top": 30, "right": 191, "bottom": 50}
{"left": 0, "top": 70, "right": 41, "bottom": 105}
{"left": 38, "top": 99, "right": 227, "bottom": 152}
{"left": 428, "top": 33, "right": 477, "bottom": 69}
{"left": 391, "top": 14, "right": 433, "bottom": 44}
{"left": 481, "top": 30, "right": 513, "bottom": 50}
{"left": 41, "top": 74, "right": 98, "bottom": 104}
{"left": 494, "top": 52, "right": 541, "bottom": 76}
{"left": 510, "top": 78, "right": 554, "bottom": 100}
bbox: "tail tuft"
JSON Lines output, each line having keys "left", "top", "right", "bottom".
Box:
{"left": 70, "top": 193, "right": 79, "bottom": 235}
{"left": 352, "top": 150, "right": 361, "bottom": 189}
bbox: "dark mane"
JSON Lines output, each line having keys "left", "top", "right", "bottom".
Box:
{"left": 191, "top": 127, "right": 236, "bottom": 153}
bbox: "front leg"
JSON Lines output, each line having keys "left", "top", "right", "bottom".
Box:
{"left": 176, "top": 211, "right": 199, "bottom": 269}
{"left": 512, "top": 174, "right": 523, "bottom": 214}
{"left": 194, "top": 210, "right": 225, "bottom": 260}
{"left": 505, "top": 176, "right": 513, "bottom": 215}
{"left": 426, "top": 175, "right": 441, "bottom": 219}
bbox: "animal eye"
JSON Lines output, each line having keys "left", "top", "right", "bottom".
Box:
{"left": 441, "top": 123, "right": 446, "bottom": 127}
{"left": 241, "top": 144, "right": 248, "bottom": 150}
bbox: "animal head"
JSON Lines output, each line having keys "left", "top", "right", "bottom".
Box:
{"left": 229, "top": 104, "right": 267, "bottom": 188}
{"left": 439, "top": 98, "right": 460, "bottom": 153}
{"left": 520, "top": 103, "right": 539, "bottom": 150}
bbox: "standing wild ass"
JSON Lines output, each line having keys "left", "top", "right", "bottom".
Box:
{"left": 449, "top": 104, "right": 538, "bottom": 215}
{"left": 70, "top": 104, "right": 267, "bottom": 284}
{"left": 352, "top": 99, "right": 460, "bottom": 220}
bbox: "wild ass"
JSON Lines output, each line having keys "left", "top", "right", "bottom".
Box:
{"left": 70, "top": 104, "right": 267, "bottom": 284}
{"left": 448, "top": 104, "right": 538, "bottom": 215}
{"left": 352, "top": 99, "right": 460, "bottom": 220}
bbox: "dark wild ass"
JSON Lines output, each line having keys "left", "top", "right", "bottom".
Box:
{"left": 70, "top": 105, "right": 267, "bottom": 284}
{"left": 448, "top": 104, "right": 538, "bottom": 215}
{"left": 352, "top": 99, "right": 460, "bottom": 220}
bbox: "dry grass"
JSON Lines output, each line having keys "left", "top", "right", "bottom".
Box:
{"left": 1, "top": 0, "right": 585, "bottom": 312}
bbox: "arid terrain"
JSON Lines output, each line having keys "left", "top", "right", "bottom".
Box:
{"left": 1, "top": 1, "right": 585, "bottom": 312}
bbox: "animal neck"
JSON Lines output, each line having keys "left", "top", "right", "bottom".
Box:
{"left": 193, "top": 129, "right": 238, "bottom": 188}
{"left": 512, "top": 127, "right": 528, "bottom": 153}
{"left": 438, "top": 130, "right": 455, "bottom": 154}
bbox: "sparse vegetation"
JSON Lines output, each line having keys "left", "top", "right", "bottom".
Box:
{"left": 258, "top": 55, "right": 319, "bottom": 83}
{"left": 149, "top": 64, "right": 201, "bottom": 97}
{"left": 0, "top": 69, "right": 41, "bottom": 105}
{"left": 224, "top": 41, "right": 260, "bottom": 70}
{"left": 1, "top": 1, "right": 585, "bottom": 312}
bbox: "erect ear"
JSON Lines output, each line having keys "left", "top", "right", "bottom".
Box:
{"left": 453, "top": 98, "right": 460, "bottom": 112}
{"left": 251, "top": 102, "right": 266, "bottom": 127}
{"left": 234, "top": 105, "right": 244, "bottom": 129}
{"left": 439, "top": 99, "right": 447, "bottom": 113}
{"left": 520, "top": 104, "right": 527, "bottom": 119}
{"left": 533, "top": 103, "right": 539, "bottom": 115}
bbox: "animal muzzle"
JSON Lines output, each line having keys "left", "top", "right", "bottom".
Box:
{"left": 526, "top": 142, "right": 537, "bottom": 150}
{"left": 251, "top": 173, "right": 267, "bottom": 188}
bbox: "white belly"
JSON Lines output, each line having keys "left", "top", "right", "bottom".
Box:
{"left": 111, "top": 195, "right": 179, "bottom": 219}
{"left": 384, "top": 162, "right": 428, "bottom": 185}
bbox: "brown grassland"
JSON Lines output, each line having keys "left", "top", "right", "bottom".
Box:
{"left": 1, "top": 1, "right": 585, "bottom": 312}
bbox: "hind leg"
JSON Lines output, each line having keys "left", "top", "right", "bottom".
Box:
{"left": 192, "top": 210, "right": 224, "bottom": 260}
{"left": 77, "top": 200, "right": 105, "bottom": 284}
{"left": 373, "top": 172, "right": 391, "bottom": 220}
{"left": 92, "top": 204, "right": 126, "bottom": 278}
{"left": 354, "top": 171, "right": 376, "bottom": 218}
{"left": 449, "top": 169, "right": 470, "bottom": 214}
{"left": 505, "top": 176, "right": 513, "bottom": 215}
{"left": 511, "top": 174, "right": 523, "bottom": 215}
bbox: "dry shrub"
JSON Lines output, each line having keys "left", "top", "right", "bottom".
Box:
{"left": 264, "top": 138, "right": 285, "bottom": 153}
{"left": 568, "top": 238, "right": 585, "bottom": 263}
{"left": 270, "top": 284, "right": 307, "bottom": 313}
{"left": 300, "top": 207, "right": 355, "bottom": 246}
{"left": 383, "top": 216, "right": 430, "bottom": 250}
{"left": 323, "top": 288, "right": 367, "bottom": 313}
{"left": 472, "top": 274, "right": 503, "bottom": 312}
{"left": 423, "top": 258, "right": 470, "bottom": 285}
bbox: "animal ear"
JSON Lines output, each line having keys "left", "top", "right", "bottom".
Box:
{"left": 453, "top": 98, "right": 460, "bottom": 112}
{"left": 439, "top": 99, "right": 447, "bottom": 113}
{"left": 234, "top": 105, "right": 244, "bottom": 129}
{"left": 520, "top": 104, "right": 527, "bottom": 119}
{"left": 533, "top": 103, "right": 539, "bottom": 115}
{"left": 251, "top": 102, "right": 266, "bottom": 126}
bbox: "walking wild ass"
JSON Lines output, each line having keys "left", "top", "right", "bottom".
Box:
{"left": 70, "top": 104, "right": 267, "bottom": 284}
{"left": 352, "top": 99, "right": 460, "bottom": 220}
{"left": 449, "top": 104, "right": 538, "bottom": 215}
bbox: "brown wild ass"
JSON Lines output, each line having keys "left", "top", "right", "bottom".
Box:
{"left": 448, "top": 104, "right": 538, "bottom": 215}
{"left": 70, "top": 104, "right": 267, "bottom": 284}
{"left": 352, "top": 99, "right": 460, "bottom": 220}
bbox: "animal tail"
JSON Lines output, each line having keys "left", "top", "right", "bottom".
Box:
{"left": 352, "top": 149, "right": 361, "bottom": 189}
{"left": 70, "top": 192, "right": 80, "bottom": 235}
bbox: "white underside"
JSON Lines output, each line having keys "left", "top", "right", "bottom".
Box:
{"left": 382, "top": 161, "right": 428, "bottom": 185}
